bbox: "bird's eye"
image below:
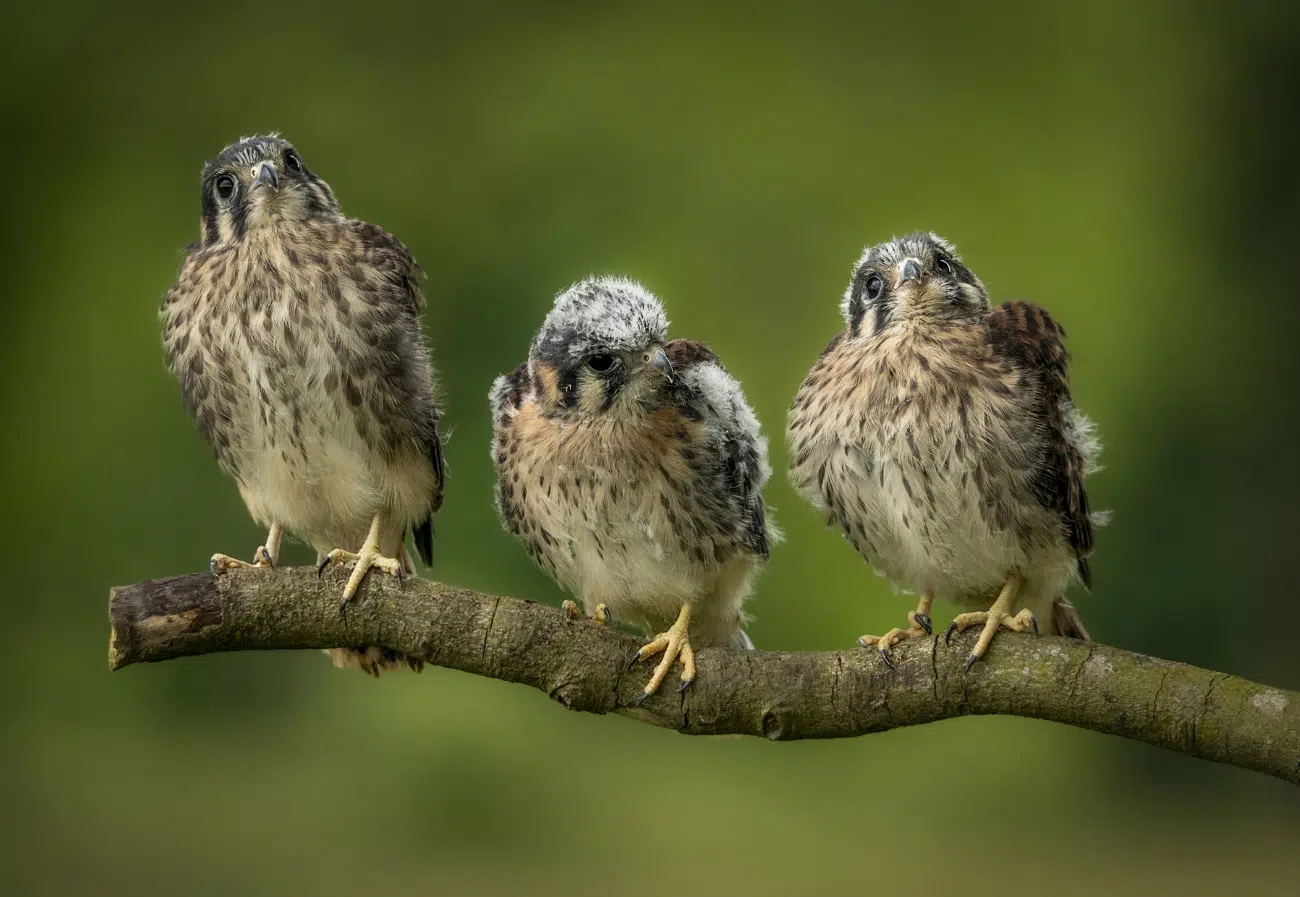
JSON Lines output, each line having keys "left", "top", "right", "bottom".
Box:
{"left": 865, "top": 274, "right": 885, "bottom": 301}
{"left": 586, "top": 354, "right": 616, "bottom": 372}
{"left": 215, "top": 174, "right": 237, "bottom": 200}
{"left": 935, "top": 257, "right": 954, "bottom": 276}
{"left": 284, "top": 151, "right": 302, "bottom": 173}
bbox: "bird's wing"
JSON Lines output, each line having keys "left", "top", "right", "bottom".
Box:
{"left": 984, "top": 300, "right": 1095, "bottom": 586}
{"left": 489, "top": 363, "right": 557, "bottom": 570}
{"left": 490, "top": 362, "right": 532, "bottom": 427}
{"left": 666, "top": 339, "right": 775, "bottom": 560}
{"left": 159, "top": 253, "right": 237, "bottom": 468}
{"left": 347, "top": 220, "right": 444, "bottom": 564}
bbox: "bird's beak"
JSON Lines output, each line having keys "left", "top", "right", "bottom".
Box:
{"left": 649, "top": 347, "right": 675, "bottom": 383}
{"left": 251, "top": 161, "right": 279, "bottom": 192}
{"left": 898, "top": 258, "right": 923, "bottom": 284}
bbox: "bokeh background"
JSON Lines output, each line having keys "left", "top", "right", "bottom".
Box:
{"left": 3, "top": 1, "right": 1299, "bottom": 894}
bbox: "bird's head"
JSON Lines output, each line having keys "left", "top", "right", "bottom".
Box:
{"left": 841, "top": 232, "right": 988, "bottom": 337}
{"left": 198, "top": 134, "right": 340, "bottom": 245}
{"left": 528, "top": 276, "right": 675, "bottom": 419}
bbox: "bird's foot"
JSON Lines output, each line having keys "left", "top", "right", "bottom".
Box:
{"left": 858, "top": 609, "right": 932, "bottom": 670}
{"left": 210, "top": 546, "right": 275, "bottom": 574}
{"left": 318, "top": 545, "right": 404, "bottom": 606}
{"left": 630, "top": 611, "right": 694, "bottom": 704}
{"left": 944, "top": 607, "right": 1038, "bottom": 671}
{"left": 562, "top": 600, "right": 612, "bottom": 625}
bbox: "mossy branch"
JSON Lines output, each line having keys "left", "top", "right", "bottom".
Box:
{"left": 108, "top": 567, "right": 1300, "bottom": 785}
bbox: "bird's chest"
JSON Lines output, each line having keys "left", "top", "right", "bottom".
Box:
{"left": 801, "top": 340, "right": 1033, "bottom": 592}
{"left": 189, "top": 249, "right": 374, "bottom": 481}
{"left": 503, "top": 411, "right": 712, "bottom": 603}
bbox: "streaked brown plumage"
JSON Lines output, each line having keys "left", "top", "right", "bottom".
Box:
{"left": 490, "top": 277, "right": 778, "bottom": 700}
{"left": 159, "top": 134, "right": 444, "bottom": 676}
{"left": 787, "top": 232, "right": 1105, "bottom": 668}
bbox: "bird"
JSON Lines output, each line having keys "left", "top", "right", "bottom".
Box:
{"left": 159, "top": 134, "right": 445, "bottom": 677}
{"left": 787, "top": 232, "right": 1105, "bottom": 670}
{"left": 489, "top": 276, "right": 778, "bottom": 701}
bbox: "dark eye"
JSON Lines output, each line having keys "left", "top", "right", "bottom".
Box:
{"left": 586, "top": 354, "right": 615, "bottom": 372}
{"left": 935, "top": 257, "right": 954, "bottom": 276}
{"left": 284, "top": 151, "right": 302, "bottom": 173}
{"left": 865, "top": 274, "right": 885, "bottom": 301}
{"left": 215, "top": 174, "right": 237, "bottom": 200}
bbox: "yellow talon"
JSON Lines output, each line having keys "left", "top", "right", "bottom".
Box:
{"left": 318, "top": 515, "right": 403, "bottom": 604}
{"left": 562, "top": 600, "right": 611, "bottom": 625}
{"left": 943, "top": 576, "right": 1037, "bottom": 670}
{"left": 858, "top": 594, "right": 932, "bottom": 669}
{"left": 632, "top": 602, "right": 694, "bottom": 702}
{"left": 210, "top": 525, "right": 282, "bottom": 573}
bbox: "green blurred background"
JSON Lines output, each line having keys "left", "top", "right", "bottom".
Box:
{"left": 3, "top": 1, "right": 1298, "bottom": 894}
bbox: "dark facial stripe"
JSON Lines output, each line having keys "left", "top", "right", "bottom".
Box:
{"left": 228, "top": 192, "right": 248, "bottom": 240}
{"left": 557, "top": 365, "right": 580, "bottom": 408}
{"left": 848, "top": 272, "right": 870, "bottom": 336}
{"left": 872, "top": 294, "right": 894, "bottom": 335}
{"left": 200, "top": 179, "right": 221, "bottom": 246}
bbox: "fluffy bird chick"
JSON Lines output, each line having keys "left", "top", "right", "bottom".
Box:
{"left": 788, "top": 233, "right": 1105, "bottom": 669}
{"left": 490, "top": 277, "right": 778, "bottom": 701}
{"left": 160, "top": 134, "right": 445, "bottom": 676}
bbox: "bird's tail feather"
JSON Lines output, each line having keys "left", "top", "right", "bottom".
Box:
{"left": 322, "top": 545, "right": 425, "bottom": 676}
{"left": 1051, "top": 596, "right": 1091, "bottom": 641}
{"left": 730, "top": 628, "right": 756, "bottom": 650}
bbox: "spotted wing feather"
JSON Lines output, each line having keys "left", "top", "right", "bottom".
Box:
{"left": 347, "top": 220, "right": 444, "bottom": 565}
{"left": 488, "top": 362, "right": 535, "bottom": 549}
{"left": 984, "top": 300, "right": 1094, "bottom": 587}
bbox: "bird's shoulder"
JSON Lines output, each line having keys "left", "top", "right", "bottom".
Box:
{"left": 666, "top": 339, "right": 775, "bottom": 558}
{"left": 490, "top": 362, "right": 534, "bottom": 425}
{"left": 160, "top": 244, "right": 222, "bottom": 313}
{"left": 982, "top": 300, "right": 1071, "bottom": 379}
{"left": 340, "top": 218, "right": 425, "bottom": 312}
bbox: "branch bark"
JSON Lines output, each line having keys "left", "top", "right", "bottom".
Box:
{"left": 108, "top": 567, "right": 1300, "bottom": 785}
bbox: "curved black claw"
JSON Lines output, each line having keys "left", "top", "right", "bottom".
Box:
{"left": 628, "top": 649, "right": 643, "bottom": 671}
{"left": 944, "top": 621, "right": 958, "bottom": 646}
{"left": 633, "top": 690, "right": 652, "bottom": 707}
{"left": 678, "top": 678, "right": 694, "bottom": 693}
{"left": 259, "top": 548, "right": 274, "bottom": 566}
{"left": 396, "top": 567, "right": 406, "bottom": 589}
{"left": 879, "top": 647, "right": 896, "bottom": 672}
{"left": 317, "top": 556, "right": 332, "bottom": 578}
{"left": 914, "top": 613, "right": 933, "bottom": 636}
{"left": 1029, "top": 614, "right": 1039, "bottom": 637}
{"left": 964, "top": 653, "right": 978, "bottom": 673}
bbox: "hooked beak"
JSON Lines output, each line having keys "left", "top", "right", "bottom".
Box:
{"left": 251, "top": 161, "right": 279, "bottom": 192}
{"left": 898, "top": 258, "right": 923, "bottom": 284}
{"left": 648, "top": 347, "right": 675, "bottom": 383}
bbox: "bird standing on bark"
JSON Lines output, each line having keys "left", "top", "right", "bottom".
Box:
{"left": 788, "top": 232, "right": 1105, "bottom": 668}
{"left": 490, "top": 277, "right": 778, "bottom": 701}
{"left": 160, "top": 134, "right": 445, "bottom": 676}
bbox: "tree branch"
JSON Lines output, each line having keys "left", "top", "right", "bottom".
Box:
{"left": 108, "top": 567, "right": 1300, "bottom": 785}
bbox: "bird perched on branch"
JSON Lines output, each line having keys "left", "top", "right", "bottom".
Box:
{"left": 490, "top": 277, "right": 778, "bottom": 701}
{"left": 160, "top": 134, "right": 445, "bottom": 676}
{"left": 787, "top": 232, "right": 1105, "bottom": 669}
